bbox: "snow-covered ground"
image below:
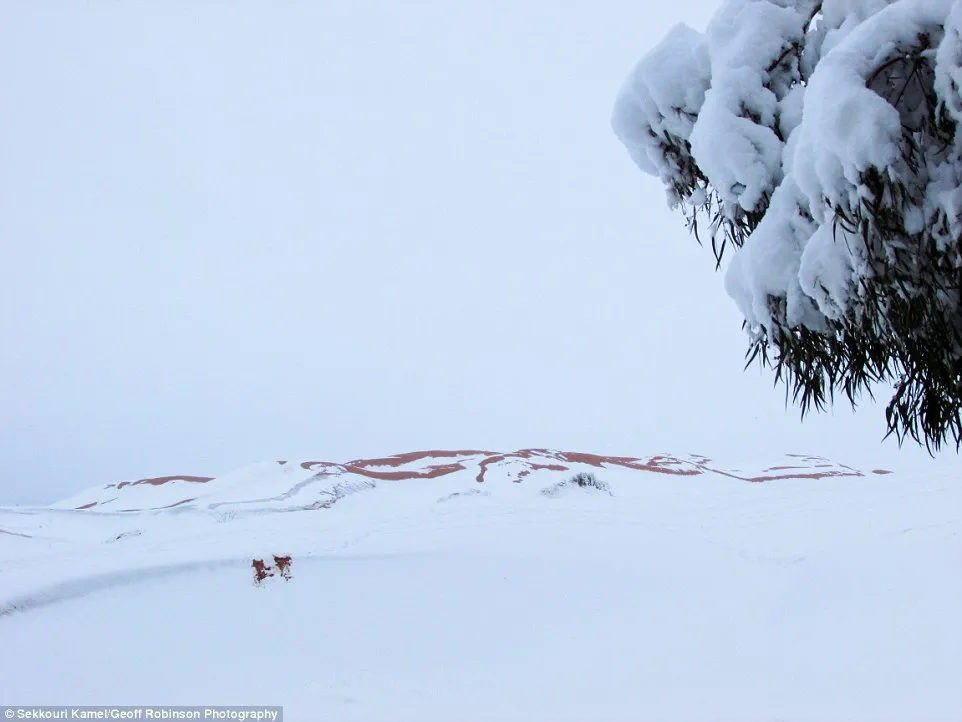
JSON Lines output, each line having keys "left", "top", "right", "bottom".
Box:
{"left": 1, "top": 449, "right": 959, "bottom": 721}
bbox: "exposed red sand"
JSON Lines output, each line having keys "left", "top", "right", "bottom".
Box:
{"left": 90, "top": 476, "right": 211, "bottom": 510}
{"left": 161, "top": 498, "right": 195, "bottom": 508}
{"left": 515, "top": 463, "right": 569, "bottom": 483}
{"left": 722, "top": 470, "right": 859, "bottom": 482}
{"left": 349, "top": 449, "right": 497, "bottom": 468}
{"left": 473, "top": 450, "right": 709, "bottom": 483}
{"left": 76, "top": 495, "right": 120, "bottom": 510}
{"left": 118, "top": 497, "right": 195, "bottom": 513}
{"left": 344, "top": 462, "right": 468, "bottom": 481}
{"left": 107, "top": 475, "right": 214, "bottom": 490}
{"left": 76, "top": 449, "right": 874, "bottom": 512}
{"left": 471, "top": 450, "right": 863, "bottom": 483}
{"left": 302, "top": 450, "right": 500, "bottom": 480}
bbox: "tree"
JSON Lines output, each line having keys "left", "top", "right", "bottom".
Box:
{"left": 612, "top": 0, "right": 962, "bottom": 451}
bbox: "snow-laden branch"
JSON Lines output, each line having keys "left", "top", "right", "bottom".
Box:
{"left": 613, "top": 0, "right": 962, "bottom": 450}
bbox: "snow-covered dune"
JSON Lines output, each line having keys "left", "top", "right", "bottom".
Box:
{"left": 0, "top": 449, "right": 958, "bottom": 721}
{"left": 49, "top": 448, "right": 881, "bottom": 514}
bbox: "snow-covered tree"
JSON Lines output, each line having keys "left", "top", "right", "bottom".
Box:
{"left": 613, "top": 0, "right": 962, "bottom": 451}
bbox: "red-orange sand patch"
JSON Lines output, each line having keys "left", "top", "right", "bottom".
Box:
{"left": 344, "top": 462, "right": 467, "bottom": 481}
{"left": 110, "top": 475, "right": 213, "bottom": 490}
{"left": 118, "top": 497, "right": 195, "bottom": 512}
{"left": 349, "top": 449, "right": 497, "bottom": 469}
{"left": 87, "top": 449, "right": 873, "bottom": 514}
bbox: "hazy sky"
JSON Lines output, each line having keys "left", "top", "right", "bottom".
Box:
{"left": 2, "top": 1, "right": 959, "bottom": 505}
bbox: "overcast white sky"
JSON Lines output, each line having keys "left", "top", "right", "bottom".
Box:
{"left": 2, "top": 1, "right": 959, "bottom": 505}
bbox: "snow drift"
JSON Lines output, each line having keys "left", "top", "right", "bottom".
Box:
{"left": 0, "top": 448, "right": 958, "bottom": 721}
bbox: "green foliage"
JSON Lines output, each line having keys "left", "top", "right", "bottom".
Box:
{"left": 567, "top": 472, "right": 608, "bottom": 490}
{"left": 717, "top": 34, "right": 962, "bottom": 452}
{"left": 542, "top": 472, "right": 612, "bottom": 497}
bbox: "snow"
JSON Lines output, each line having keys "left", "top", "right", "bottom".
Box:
{"left": 610, "top": 23, "right": 710, "bottom": 191}
{"left": 797, "top": 221, "right": 860, "bottom": 320}
{"left": 793, "top": 0, "right": 952, "bottom": 213}
{"left": 613, "top": 0, "right": 962, "bottom": 338}
{"left": 1, "top": 450, "right": 959, "bottom": 720}
{"left": 936, "top": 0, "right": 962, "bottom": 123}
{"left": 689, "top": 0, "right": 803, "bottom": 211}
{"left": 724, "top": 177, "right": 823, "bottom": 331}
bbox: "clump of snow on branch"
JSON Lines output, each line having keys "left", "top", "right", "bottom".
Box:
{"left": 611, "top": 24, "right": 711, "bottom": 204}
{"left": 613, "top": 0, "right": 962, "bottom": 448}
{"left": 613, "top": 0, "right": 960, "bottom": 337}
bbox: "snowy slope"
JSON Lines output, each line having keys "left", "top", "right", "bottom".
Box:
{"left": 0, "top": 449, "right": 959, "bottom": 721}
